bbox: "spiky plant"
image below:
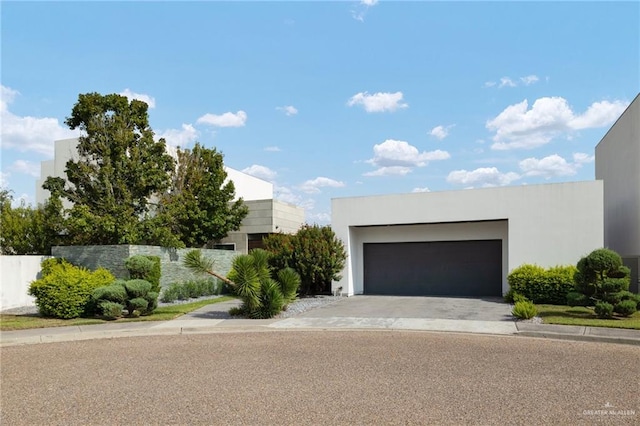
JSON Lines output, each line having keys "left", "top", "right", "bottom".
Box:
{"left": 277, "top": 267, "right": 300, "bottom": 304}
{"left": 183, "top": 249, "right": 236, "bottom": 287}
{"left": 251, "top": 279, "right": 285, "bottom": 319}
{"left": 228, "top": 254, "right": 262, "bottom": 312}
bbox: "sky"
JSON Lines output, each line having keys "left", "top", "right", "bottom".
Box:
{"left": 1, "top": 1, "right": 639, "bottom": 224}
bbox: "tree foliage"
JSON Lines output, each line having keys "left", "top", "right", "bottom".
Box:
{"left": 39, "top": 92, "right": 247, "bottom": 248}
{"left": 157, "top": 143, "right": 248, "bottom": 247}
{"left": 43, "top": 92, "right": 175, "bottom": 245}
{"left": 0, "top": 189, "right": 62, "bottom": 255}
{"left": 264, "top": 224, "right": 347, "bottom": 295}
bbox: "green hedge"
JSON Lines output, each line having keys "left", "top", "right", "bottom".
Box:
{"left": 507, "top": 264, "right": 577, "bottom": 305}
{"left": 29, "top": 259, "right": 116, "bottom": 319}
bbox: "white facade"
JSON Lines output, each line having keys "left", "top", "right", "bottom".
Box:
{"left": 332, "top": 181, "right": 604, "bottom": 296}
{"left": 595, "top": 93, "right": 640, "bottom": 291}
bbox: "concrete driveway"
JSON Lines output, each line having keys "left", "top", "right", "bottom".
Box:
{"left": 297, "top": 295, "right": 515, "bottom": 322}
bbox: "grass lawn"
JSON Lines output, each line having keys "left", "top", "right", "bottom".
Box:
{"left": 0, "top": 296, "right": 236, "bottom": 331}
{"left": 536, "top": 304, "right": 640, "bottom": 330}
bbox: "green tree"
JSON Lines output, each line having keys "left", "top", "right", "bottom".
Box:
{"left": 0, "top": 189, "right": 60, "bottom": 255}
{"left": 264, "top": 224, "right": 347, "bottom": 295}
{"left": 44, "top": 92, "right": 175, "bottom": 245}
{"left": 158, "top": 143, "right": 248, "bottom": 247}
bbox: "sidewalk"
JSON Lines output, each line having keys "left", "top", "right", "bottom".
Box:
{"left": 2, "top": 300, "right": 640, "bottom": 347}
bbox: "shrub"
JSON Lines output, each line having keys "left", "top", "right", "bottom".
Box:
{"left": 574, "top": 248, "right": 630, "bottom": 309}
{"left": 264, "top": 224, "right": 346, "bottom": 295}
{"left": 594, "top": 301, "right": 614, "bottom": 319}
{"left": 29, "top": 260, "right": 115, "bottom": 319}
{"left": 125, "top": 255, "right": 161, "bottom": 293}
{"left": 614, "top": 300, "right": 637, "bottom": 317}
{"left": 99, "top": 301, "right": 124, "bottom": 320}
{"left": 93, "top": 279, "right": 158, "bottom": 317}
{"left": 566, "top": 291, "right": 589, "bottom": 307}
{"left": 277, "top": 267, "right": 301, "bottom": 305}
{"left": 512, "top": 300, "right": 537, "bottom": 320}
{"left": 160, "top": 278, "right": 221, "bottom": 303}
{"left": 507, "top": 264, "right": 576, "bottom": 304}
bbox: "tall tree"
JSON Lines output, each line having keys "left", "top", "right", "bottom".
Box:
{"left": 158, "top": 143, "right": 248, "bottom": 247}
{"left": 45, "top": 93, "right": 175, "bottom": 245}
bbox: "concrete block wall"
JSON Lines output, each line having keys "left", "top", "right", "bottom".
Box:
{"left": 53, "top": 245, "right": 238, "bottom": 288}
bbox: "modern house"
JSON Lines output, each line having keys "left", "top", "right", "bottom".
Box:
{"left": 332, "top": 93, "right": 640, "bottom": 296}
{"left": 35, "top": 138, "right": 305, "bottom": 254}
{"left": 596, "top": 93, "right": 640, "bottom": 292}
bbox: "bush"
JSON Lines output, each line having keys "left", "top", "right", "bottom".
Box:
{"left": 507, "top": 264, "right": 576, "bottom": 305}
{"left": 99, "top": 301, "right": 124, "bottom": 320}
{"left": 614, "top": 300, "right": 637, "bottom": 317}
{"left": 512, "top": 300, "right": 537, "bottom": 320}
{"left": 125, "top": 255, "right": 161, "bottom": 293}
{"left": 574, "top": 248, "right": 631, "bottom": 308}
{"left": 93, "top": 279, "right": 158, "bottom": 317}
{"left": 566, "top": 291, "right": 589, "bottom": 307}
{"left": 160, "top": 278, "right": 221, "bottom": 303}
{"left": 594, "top": 301, "right": 614, "bottom": 319}
{"left": 264, "top": 224, "right": 346, "bottom": 295}
{"left": 29, "top": 259, "right": 115, "bottom": 319}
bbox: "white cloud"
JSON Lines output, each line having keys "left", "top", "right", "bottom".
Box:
{"left": 10, "top": 193, "right": 33, "bottom": 208}
{"left": 119, "top": 89, "right": 156, "bottom": 109}
{"left": 1, "top": 85, "right": 76, "bottom": 156}
{"left": 412, "top": 187, "right": 430, "bottom": 193}
{"left": 197, "top": 110, "right": 247, "bottom": 127}
{"left": 9, "top": 160, "right": 40, "bottom": 177}
{"left": 447, "top": 167, "right": 520, "bottom": 187}
{"left": 363, "top": 166, "right": 412, "bottom": 177}
{"left": 241, "top": 164, "right": 277, "bottom": 182}
{"left": 573, "top": 152, "right": 595, "bottom": 164}
{"left": 0, "top": 171, "right": 10, "bottom": 188}
{"left": 276, "top": 105, "right": 298, "bottom": 116}
{"left": 487, "top": 97, "right": 629, "bottom": 150}
{"left": 519, "top": 154, "right": 578, "bottom": 179}
{"left": 352, "top": 0, "right": 378, "bottom": 21}
{"left": 306, "top": 211, "right": 331, "bottom": 224}
{"left": 157, "top": 124, "right": 198, "bottom": 147}
{"left": 298, "top": 176, "right": 345, "bottom": 194}
{"left": 499, "top": 77, "right": 517, "bottom": 88}
{"left": 429, "top": 125, "right": 454, "bottom": 140}
{"left": 483, "top": 81, "right": 497, "bottom": 88}
{"left": 264, "top": 146, "right": 281, "bottom": 152}
{"left": 366, "top": 139, "right": 450, "bottom": 175}
{"left": 520, "top": 75, "right": 539, "bottom": 86}
{"left": 347, "top": 91, "right": 408, "bottom": 113}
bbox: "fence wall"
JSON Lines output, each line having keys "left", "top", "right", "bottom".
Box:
{"left": 0, "top": 255, "right": 51, "bottom": 310}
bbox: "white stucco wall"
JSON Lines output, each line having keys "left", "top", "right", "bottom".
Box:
{"left": 224, "top": 167, "right": 273, "bottom": 201}
{"left": 595, "top": 93, "right": 640, "bottom": 258}
{"left": 332, "top": 181, "right": 604, "bottom": 296}
{"left": 0, "top": 256, "right": 49, "bottom": 310}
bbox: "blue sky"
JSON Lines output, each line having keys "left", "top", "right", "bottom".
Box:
{"left": 1, "top": 1, "right": 638, "bottom": 223}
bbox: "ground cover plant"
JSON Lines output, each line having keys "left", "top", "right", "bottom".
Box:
{"left": 0, "top": 297, "right": 235, "bottom": 331}
{"left": 535, "top": 304, "right": 640, "bottom": 330}
{"left": 160, "top": 278, "right": 222, "bottom": 303}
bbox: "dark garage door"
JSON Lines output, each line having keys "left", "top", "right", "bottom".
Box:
{"left": 363, "top": 240, "right": 502, "bottom": 297}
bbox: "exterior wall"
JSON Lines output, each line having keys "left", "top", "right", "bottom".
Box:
{"left": 595, "top": 93, "right": 640, "bottom": 291}
{"left": 225, "top": 167, "right": 273, "bottom": 201}
{"left": 219, "top": 199, "right": 305, "bottom": 253}
{"left": 332, "top": 181, "right": 604, "bottom": 296}
{"left": 0, "top": 256, "right": 50, "bottom": 310}
{"left": 52, "top": 245, "right": 238, "bottom": 288}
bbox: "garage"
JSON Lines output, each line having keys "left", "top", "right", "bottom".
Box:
{"left": 363, "top": 240, "right": 502, "bottom": 297}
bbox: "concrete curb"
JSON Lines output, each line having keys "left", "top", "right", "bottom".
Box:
{"left": 3, "top": 318, "right": 640, "bottom": 347}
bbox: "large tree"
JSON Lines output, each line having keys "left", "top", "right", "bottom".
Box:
{"left": 158, "top": 143, "right": 248, "bottom": 247}
{"left": 45, "top": 93, "right": 175, "bottom": 245}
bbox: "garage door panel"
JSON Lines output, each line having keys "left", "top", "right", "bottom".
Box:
{"left": 363, "top": 240, "right": 502, "bottom": 297}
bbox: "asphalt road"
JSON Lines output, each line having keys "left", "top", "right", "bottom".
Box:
{"left": 1, "top": 331, "right": 639, "bottom": 425}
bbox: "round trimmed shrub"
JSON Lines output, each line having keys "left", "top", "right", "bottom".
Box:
{"left": 124, "top": 279, "right": 152, "bottom": 298}
{"left": 566, "top": 291, "right": 589, "bottom": 307}
{"left": 594, "top": 301, "right": 614, "bottom": 319}
{"left": 99, "top": 301, "right": 124, "bottom": 320}
{"left": 125, "top": 255, "right": 161, "bottom": 292}
{"left": 614, "top": 300, "right": 637, "bottom": 317}
{"left": 92, "top": 283, "right": 128, "bottom": 304}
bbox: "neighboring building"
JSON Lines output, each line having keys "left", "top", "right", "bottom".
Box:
{"left": 35, "top": 138, "right": 305, "bottom": 253}
{"left": 331, "top": 181, "right": 603, "bottom": 297}
{"left": 596, "top": 93, "right": 640, "bottom": 292}
{"left": 332, "top": 92, "right": 640, "bottom": 297}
